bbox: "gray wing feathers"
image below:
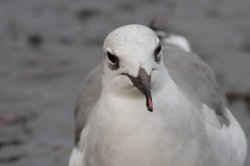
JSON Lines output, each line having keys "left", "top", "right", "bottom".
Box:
{"left": 74, "top": 36, "right": 230, "bottom": 146}
{"left": 74, "top": 65, "right": 102, "bottom": 145}
{"left": 162, "top": 45, "right": 229, "bottom": 126}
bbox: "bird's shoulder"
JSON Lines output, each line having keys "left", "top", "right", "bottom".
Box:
{"left": 74, "top": 65, "right": 102, "bottom": 145}
{"left": 162, "top": 45, "right": 230, "bottom": 127}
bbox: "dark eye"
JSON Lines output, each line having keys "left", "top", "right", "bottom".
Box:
{"left": 107, "top": 51, "right": 119, "bottom": 70}
{"left": 154, "top": 44, "right": 161, "bottom": 62}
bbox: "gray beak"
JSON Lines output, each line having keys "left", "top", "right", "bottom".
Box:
{"left": 125, "top": 68, "right": 153, "bottom": 112}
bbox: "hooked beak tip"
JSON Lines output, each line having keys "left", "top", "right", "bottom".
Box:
{"left": 146, "top": 97, "right": 153, "bottom": 112}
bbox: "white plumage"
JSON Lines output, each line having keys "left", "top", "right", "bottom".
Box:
{"left": 69, "top": 24, "right": 247, "bottom": 166}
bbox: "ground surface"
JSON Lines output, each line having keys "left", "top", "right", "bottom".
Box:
{"left": 0, "top": 0, "right": 250, "bottom": 165}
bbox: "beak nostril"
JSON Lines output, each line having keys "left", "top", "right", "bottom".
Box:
{"left": 138, "top": 81, "right": 143, "bottom": 88}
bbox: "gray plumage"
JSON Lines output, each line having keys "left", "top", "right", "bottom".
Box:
{"left": 74, "top": 32, "right": 229, "bottom": 146}
{"left": 69, "top": 25, "right": 246, "bottom": 166}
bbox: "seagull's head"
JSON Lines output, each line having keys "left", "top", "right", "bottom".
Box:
{"left": 102, "top": 24, "right": 166, "bottom": 112}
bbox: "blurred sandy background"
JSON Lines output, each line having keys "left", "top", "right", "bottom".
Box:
{"left": 0, "top": 0, "right": 250, "bottom": 165}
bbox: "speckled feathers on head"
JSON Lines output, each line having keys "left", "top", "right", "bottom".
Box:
{"left": 103, "top": 24, "right": 159, "bottom": 57}
{"left": 102, "top": 24, "right": 160, "bottom": 76}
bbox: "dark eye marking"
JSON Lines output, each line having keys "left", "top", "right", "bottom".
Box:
{"left": 154, "top": 44, "right": 161, "bottom": 63}
{"left": 107, "top": 51, "right": 119, "bottom": 70}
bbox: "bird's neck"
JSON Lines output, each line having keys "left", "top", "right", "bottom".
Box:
{"left": 100, "top": 68, "right": 181, "bottom": 114}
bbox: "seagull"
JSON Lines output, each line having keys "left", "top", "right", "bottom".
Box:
{"left": 69, "top": 24, "right": 247, "bottom": 166}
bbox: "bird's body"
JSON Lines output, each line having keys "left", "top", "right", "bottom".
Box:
{"left": 69, "top": 25, "right": 247, "bottom": 166}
